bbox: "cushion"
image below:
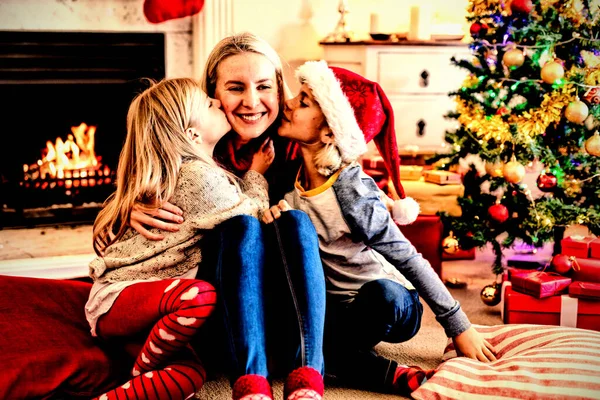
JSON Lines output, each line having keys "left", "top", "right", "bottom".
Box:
{"left": 412, "top": 324, "right": 600, "bottom": 400}
{"left": 0, "top": 275, "right": 132, "bottom": 399}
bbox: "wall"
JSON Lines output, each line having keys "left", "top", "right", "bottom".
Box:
{"left": 232, "top": 0, "right": 469, "bottom": 63}
{"left": 0, "top": 0, "right": 193, "bottom": 78}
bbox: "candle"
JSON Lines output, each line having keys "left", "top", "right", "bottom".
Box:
{"left": 370, "top": 13, "right": 380, "bottom": 33}
{"left": 408, "top": 5, "right": 432, "bottom": 40}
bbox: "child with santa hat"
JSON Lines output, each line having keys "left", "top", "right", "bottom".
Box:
{"left": 264, "top": 60, "right": 496, "bottom": 395}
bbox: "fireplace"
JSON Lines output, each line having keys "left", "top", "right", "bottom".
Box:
{"left": 0, "top": 31, "right": 165, "bottom": 227}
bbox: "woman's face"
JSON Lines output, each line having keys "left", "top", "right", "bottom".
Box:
{"left": 214, "top": 52, "right": 279, "bottom": 144}
{"left": 278, "top": 83, "right": 327, "bottom": 145}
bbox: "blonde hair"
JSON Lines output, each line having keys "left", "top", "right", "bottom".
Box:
{"left": 201, "top": 32, "right": 291, "bottom": 138}
{"left": 93, "top": 78, "right": 219, "bottom": 255}
{"left": 313, "top": 141, "right": 343, "bottom": 177}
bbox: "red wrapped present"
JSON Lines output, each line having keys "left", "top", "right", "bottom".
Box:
{"left": 591, "top": 238, "right": 600, "bottom": 259}
{"left": 511, "top": 271, "right": 571, "bottom": 298}
{"left": 503, "top": 285, "right": 600, "bottom": 331}
{"left": 561, "top": 235, "right": 596, "bottom": 258}
{"left": 569, "top": 281, "right": 600, "bottom": 300}
{"left": 570, "top": 256, "right": 600, "bottom": 283}
{"left": 362, "top": 155, "right": 386, "bottom": 171}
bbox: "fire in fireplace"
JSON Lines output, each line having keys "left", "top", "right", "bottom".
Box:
{"left": 0, "top": 31, "right": 165, "bottom": 227}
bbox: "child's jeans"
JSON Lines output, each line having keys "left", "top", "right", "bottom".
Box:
{"left": 201, "top": 211, "right": 326, "bottom": 382}
{"left": 324, "top": 279, "right": 423, "bottom": 391}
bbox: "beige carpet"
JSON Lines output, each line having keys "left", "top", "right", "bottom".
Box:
{"left": 196, "top": 239, "right": 558, "bottom": 400}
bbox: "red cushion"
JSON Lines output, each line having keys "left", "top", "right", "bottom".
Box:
{"left": 0, "top": 275, "right": 132, "bottom": 399}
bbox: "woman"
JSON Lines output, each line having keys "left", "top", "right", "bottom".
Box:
{"left": 126, "top": 33, "right": 325, "bottom": 400}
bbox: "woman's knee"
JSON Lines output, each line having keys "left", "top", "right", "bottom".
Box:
{"left": 180, "top": 280, "right": 218, "bottom": 316}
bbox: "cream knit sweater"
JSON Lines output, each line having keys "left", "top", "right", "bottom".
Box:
{"left": 89, "top": 160, "right": 269, "bottom": 283}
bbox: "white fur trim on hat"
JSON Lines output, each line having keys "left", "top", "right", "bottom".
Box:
{"left": 296, "top": 60, "right": 368, "bottom": 163}
{"left": 392, "top": 196, "right": 420, "bottom": 225}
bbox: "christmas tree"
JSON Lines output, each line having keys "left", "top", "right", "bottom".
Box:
{"left": 430, "top": 0, "right": 600, "bottom": 275}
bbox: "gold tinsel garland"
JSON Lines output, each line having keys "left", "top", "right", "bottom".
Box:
{"left": 456, "top": 85, "right": 576, "bottom": 143}
{"left": 467, "top": 0, "right": 504, "bottom": 16}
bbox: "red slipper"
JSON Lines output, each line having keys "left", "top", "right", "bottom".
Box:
{"left": 232, "top": 374, "right": 273, "bottom": 400}
{"left": 283, "top": 367, "right": 324, "bottom": 400}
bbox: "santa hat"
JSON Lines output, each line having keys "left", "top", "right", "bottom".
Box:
{"left": 296, "top": 60, "right": 419, "bottom": 225}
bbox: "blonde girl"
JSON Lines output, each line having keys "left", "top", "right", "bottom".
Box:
{"left": 86, "top": 78, "right": 272, "bottom": 400}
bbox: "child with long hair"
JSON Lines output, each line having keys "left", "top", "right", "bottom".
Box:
{"left": 264, "top": 61, "right": 496, "bottom": 396}
{"left": 86, "top": 77, "right": 273, "bottom": 400}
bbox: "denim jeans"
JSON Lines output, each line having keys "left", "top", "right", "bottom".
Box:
{"left": 206, "top": 211, "right": 325, "bottom": 382}
{"left": 324, "top": 279, "right": 423, "bottom": 392}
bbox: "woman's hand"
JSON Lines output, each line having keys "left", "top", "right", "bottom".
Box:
{"left": 261, "top": 200, "right": 292, "bottom": 224}
{"left": 452, "top": 326, "right": 497, "bottom": 362}
{"left": 250, "top": 137, "right": 275, "bottom": 175}
{"left": 130, "top": 201, "right": 184, "bottom": 241}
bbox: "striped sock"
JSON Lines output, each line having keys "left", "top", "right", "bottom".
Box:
{"left": 133, "top": 279, "right": 216, "bottom": 376}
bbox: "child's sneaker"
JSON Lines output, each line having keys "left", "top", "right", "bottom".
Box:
{"left": 232, "top": 374, "right": 273, "bottom": 400}
{"left": 283, "top": 367, "right": 324, "bottom": 400}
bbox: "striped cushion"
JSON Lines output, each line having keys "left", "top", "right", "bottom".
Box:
{"left": 412, "top": 324, "right": 600, "bottom": 400}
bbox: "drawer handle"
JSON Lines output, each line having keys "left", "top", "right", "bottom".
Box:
{"left": 420, "top": 70, "right": 429, "bottom": 87}
{"left": 417, "top": 120, "right": 426, "bottom": 137}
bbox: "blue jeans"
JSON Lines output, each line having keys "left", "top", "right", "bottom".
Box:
{"left": 324, "top": 279, "right": 423, "bottom": 392}
{"left": 208, "top": 211, "right": 325, "bottom": 382}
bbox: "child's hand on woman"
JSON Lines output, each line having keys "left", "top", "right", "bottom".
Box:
{"left": 452, "top": 326, "right": 497, "bottom": 362}
{"left": 262, "top": 200, "right": 292, "bottom": 224}
{"left": 250, "top": 137, "right": 275, "bottom": 175}
{"left": 130, "top": 201, "right": 184, "bottom": 240}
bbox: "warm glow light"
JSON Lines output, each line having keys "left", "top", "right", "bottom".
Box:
{"left": 23, "top": 122, "right": 110, "bottom": 186}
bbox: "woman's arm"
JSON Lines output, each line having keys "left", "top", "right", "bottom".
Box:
{"left": 130, "top": 201, "right": 184, "bottom": 241}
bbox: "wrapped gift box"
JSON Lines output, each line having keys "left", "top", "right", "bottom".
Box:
{"left": 423, "top": 170, "right": 462, "bottom": 185}
{"left": 570, "top": 256, "right": 600, "bottom": 283}
{"left": 503, "top": 285, "right": 600, "bottom": 331}
{"left": 400, "top": 165, "right": 423, "bottom": 181}
{"left": 511, "top": 271, "right": 571, "bottom": 298}
{"left": 561, "top": 235, "right": 596, "bottom": 258}
{"left": 569, "top": 281, "right": 600, "bottom": 300}
{"left": 591, "top": 238, "right": 600, "bottom": 259}
{"left": 390, "top": 180, "right": 464, "bottom": 217}
{"left": 362, "top": 155, "right": 386, "bottom": 171}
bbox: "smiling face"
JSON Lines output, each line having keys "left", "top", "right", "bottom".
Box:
{"left": 278, "top": 83, "right": 328, "bottom": 145}
{"left": 214, "top": 52, "right": 279, "bottom": 144}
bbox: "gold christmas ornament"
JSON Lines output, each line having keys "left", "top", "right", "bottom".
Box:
{"left": 585, "top": 131, "right": 600, "bottom": 156}
{"left": 485, "top": 160, "right": 504, "bottom": 177}
{"left": 564, "top": 100, "right": 589, "bottom": 124}
{"left": 503, "top": 157, "right": 526, "bottom": 184}
{"left": 480, "top": 282, "right": 502, "bottom": 306}
{"left": 585, "top": 115, "right": 599, "bottom": 131}
{"left": 541, "top": 61, "right": 565, "bottom": 84}
{"left": 503, "top": 48, "right": 525, "bottom": 68}
{"left": 442, "top": 235, "right": 460, "bottom": 255}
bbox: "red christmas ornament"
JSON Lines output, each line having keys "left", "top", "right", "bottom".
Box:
{"left": 469, "top": 22, "right": 489, "bottom": 38}
{"left": 510, "top": 0, "right": 534, "bottom": 14}
{"left": 488, "top": 204, "right": 509, "bottom": 223}
{"left": 496, "top": 107, "right": 509, "bottom": 116}
{"left": 551, "top": 254, "right": 573, "bottom": 275}
{"left": 536, "top": 172, "right": 557, "bottom": 192}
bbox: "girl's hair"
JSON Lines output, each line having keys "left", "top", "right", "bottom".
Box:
{"left": 93, "top": 78, "right": 217, "bottom": 255}
{"left": 313, "top": 140, "right": 343, "bottom": 177}
{"left": 201, "top": 32, "right": 291, "bottom": 138}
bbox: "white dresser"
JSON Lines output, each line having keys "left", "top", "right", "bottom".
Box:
{"left": 321, "top": 41, "right": 471, "bottom": 156}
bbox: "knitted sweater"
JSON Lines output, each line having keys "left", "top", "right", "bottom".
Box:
{"left": 89, "top": 160, "right": 269, "bottom": 283}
